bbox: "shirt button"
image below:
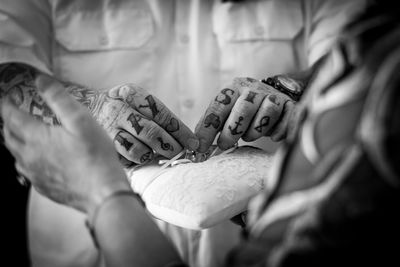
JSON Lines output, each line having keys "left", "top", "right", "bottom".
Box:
{"left": 254, "top": 25, "right": 264, "bottom": 36}
{"left": 99, "top": 35, "right": 109, "bottom": 46}
{"left": 180, "top": 34, "right": 190, "bottom": 44}
{"left": 182, "top": 99, "right": 194, "bottom": 109}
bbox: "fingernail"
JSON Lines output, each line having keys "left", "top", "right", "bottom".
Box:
{"left": 35, "top": 74, "right": 54, "bottom": 92}
{"left": 187, "top": 138, "right": 199, "bottom": 151}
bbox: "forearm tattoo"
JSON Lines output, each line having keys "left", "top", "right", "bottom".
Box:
{"left": 0, "top": 63, "right": 103, "bottom": 127}
{"left": 0, "top": 63, "right": 59, "bottom": 125}
{"left": 64, "top": 83, "right": 100, "bottom": 110}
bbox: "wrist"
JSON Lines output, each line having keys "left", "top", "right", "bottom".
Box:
{"left": 86, "top": 188, "right": 145, "bottom": 248}
{"left": 86, "top": 177, "right": 132, "bottom": 216}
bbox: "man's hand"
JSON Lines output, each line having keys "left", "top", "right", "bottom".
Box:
{"left": 79, "top": 83, "right": 199, "bottom": 165}
{"left": 0, "top": 63, "right": 199, "bottom": 166}
{"left": 195, "top": 77, "right": 297, "bottom": 152}
{"left": 1, "top": 75, "right": 130, "bottom": 214}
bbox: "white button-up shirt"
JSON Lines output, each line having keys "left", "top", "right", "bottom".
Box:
{"left": 0, "top": 0, "right": 365, "bottom": 130}
{"left": 0, "top": 1, "right": 366, "bottom": 267}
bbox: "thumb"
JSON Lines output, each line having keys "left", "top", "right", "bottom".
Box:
{"left": 35, "top": 74, "right": 93, "bottom": 135}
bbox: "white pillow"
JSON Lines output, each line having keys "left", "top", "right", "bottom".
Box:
{"left": 126, "top": 146, "right": 272, "bottom": 229}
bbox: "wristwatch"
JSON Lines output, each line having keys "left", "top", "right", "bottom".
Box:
{"left": 261, "top": 75, "right": 304, "bottom": 101}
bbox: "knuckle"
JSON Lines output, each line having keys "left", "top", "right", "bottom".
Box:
{"left": 120, "top": 83, "right": 140, "bottom": 94}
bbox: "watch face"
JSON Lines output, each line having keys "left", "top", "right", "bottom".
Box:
{"left": 276, "top": 76, "right": 302, "bottom": 95}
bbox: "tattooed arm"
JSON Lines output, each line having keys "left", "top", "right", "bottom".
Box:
{"left": 0, "top": 63, "right": 199, "bottom": 165}
{"left": 1, "top": 78, "right": 185, "bottom": 267}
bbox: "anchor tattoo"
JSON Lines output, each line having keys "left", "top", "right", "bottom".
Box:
{"left": 157, "top": 137, "right": 174, "bottom": 151}
{"left": 255, "top": 116, "right": 270, "bottom": 133}
{"left": 229, "top": 116, "right": 244, "bottom": 135}
{"left": 139, "top": 95, "right": 159, "bottom": 117}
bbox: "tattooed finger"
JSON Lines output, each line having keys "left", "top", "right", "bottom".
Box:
{"left": 217, "top": 89, "right": 265, "bottom": 150}
{"left": 119, "top": 109, "right": 183, "bottom": 159}
{"left": 195, "top": 87, "right": 240, "bottom": 152}
{"left": 113, "top": 130, "right": 153, "bottom": 165}
{"left": 242, "top": 93, "right": 286, "bottom": 141}
{"left": 108, "top": 84, "right": 199, "bottom": 151}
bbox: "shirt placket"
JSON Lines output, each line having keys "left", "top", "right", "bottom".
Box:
{"left": 175, "top": 0, "right": 196, "bottom": 126}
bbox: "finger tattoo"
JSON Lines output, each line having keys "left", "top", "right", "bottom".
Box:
{"left": 140, "top": 151, "right": 152, "bottom": 163}
{"left": 255, "top": 116, "right": 270, "bottom": 133}
{"left": 139, "top": 95, "right": 159, "bottom": 117}
{"left": 229, "top": 116, "right": 244, "bottom": 135}
{"left": 244, "top": 91, "right": 257, "bottom": 103}
{"left": 115, "top": 132, "right": 133, "bottom": 151}
{"left": 268, "top": 95, "right": 281, "bottom": 106}
{"left": 157, "top": 137, "right": 174, "bottom": 151}
{"left": 215, "top": 88, "right": 234, "bottom": 105}
{"left": 165, "top": 118, "right": 180, "bottom": 133}
{"left": 127, "top": 113, "right": 144, "bottom": 134}
{"left": 204, "top": 113, "right": 221, "bottom": 129}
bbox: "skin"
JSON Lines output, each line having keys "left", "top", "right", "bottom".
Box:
{"left": 0, "top": 63, "right": 199, "bottom": 165}
{"left": 1, "top": 76, "right": 185, "bottom": 267}
{"left": 195, "top": 77, "right": 296, "bottom": 152}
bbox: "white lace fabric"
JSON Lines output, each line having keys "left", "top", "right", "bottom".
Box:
{"left": 126, "top": 146, "right": 272, "bottom": 229}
